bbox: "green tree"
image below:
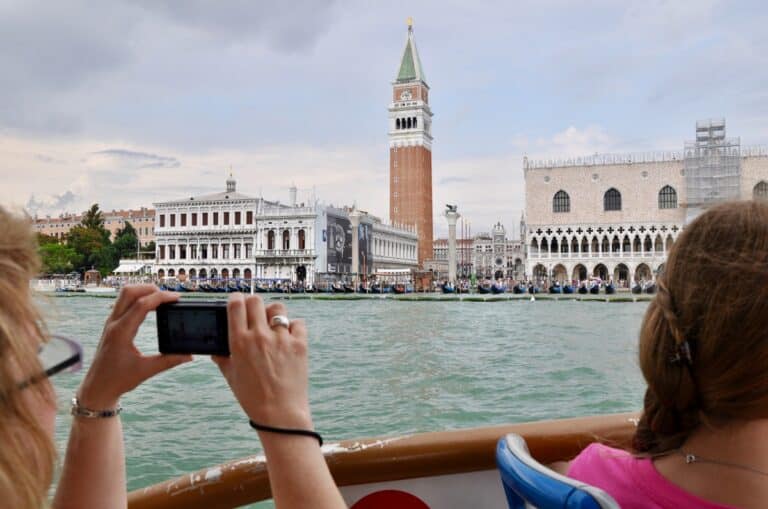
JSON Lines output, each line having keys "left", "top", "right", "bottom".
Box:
{"left": 39, "top": 243, "right": 81, "bottom": 274}
{"left": 113, "top": 221, "right": 139, "bottom": 260}
{"left": 67, "top": 225, "right": 110, "bottom": 273}
{"left": 36, "top": 232, "right": 59, "bottom": 246}
{"left": 81, "top": 203, "right": 106, "bottom": 230}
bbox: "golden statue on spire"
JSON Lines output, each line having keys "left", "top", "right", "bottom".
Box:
{"left": 407, "top": 16, "right": 413, "bottom": 29}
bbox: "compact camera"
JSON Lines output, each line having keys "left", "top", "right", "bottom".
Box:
{"left": 156, "top": 301, "right": 229, "bottom": 356}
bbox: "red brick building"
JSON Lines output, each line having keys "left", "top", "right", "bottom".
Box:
{"left": 389, "top": 21, "right": 433, "bottom": 267}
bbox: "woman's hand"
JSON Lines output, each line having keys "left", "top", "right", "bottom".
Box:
{"left": 77, "top": 285, "right": 192, "bottom": 409}
{"left": 213, "top": 294, "right": 312, "bottom": 429}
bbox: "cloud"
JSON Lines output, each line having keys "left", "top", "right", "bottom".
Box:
{"left": 26, "top": 190, "right": 78, "bottom": 215}
{"left": 93, "top": 149, "right": 181, "bottom": 169}
{"left": 439, "top": 176, "right": 470, "bottom": 185}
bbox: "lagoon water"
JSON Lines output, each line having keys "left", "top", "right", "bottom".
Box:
{"left": 44, "top": 295, "right": 647, "bottom": 507}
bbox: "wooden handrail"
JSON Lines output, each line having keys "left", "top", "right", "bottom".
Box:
{"left": 128, "top": 412, "right": 637, "bottom": 509}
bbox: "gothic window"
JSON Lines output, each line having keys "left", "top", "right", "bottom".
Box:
{"left": 754, "top": 181, "right": 768, "bottom": 200}
{"left": 267, "top": 230, "right": 275, "bottom": 250}
{"left": 604, "top": 188, "right": 622, "bottom": 211}
{"left": 552, "top": 190, "right": 570, "bottom": 213}
{"left": 658, "top": 185, "right": 678, "bottom": 209}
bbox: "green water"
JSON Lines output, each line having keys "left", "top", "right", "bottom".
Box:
{"left": 43, "top": 295, "right": 648, "bottom": 506}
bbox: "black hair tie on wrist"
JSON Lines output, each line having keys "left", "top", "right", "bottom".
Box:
{"left": 249, "top": 420, "right": 323, "bottom": 447}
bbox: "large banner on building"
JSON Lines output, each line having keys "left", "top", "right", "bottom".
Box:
{"left": 326, "top": 215, "right": 352, "bottom": 274}
{"left": 358, "top": 222, "right": 372, "bottom": 275}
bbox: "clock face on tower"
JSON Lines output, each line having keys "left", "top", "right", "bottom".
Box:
{"left": 400, "top": 89, "right": 412, "bottom": 101}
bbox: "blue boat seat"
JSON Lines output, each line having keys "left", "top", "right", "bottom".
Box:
{"left": 496, "top": 433, "right": 619, "bottom": 509}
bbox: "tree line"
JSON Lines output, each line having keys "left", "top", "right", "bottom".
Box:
{"left": 37, "top": 204, "right": 155, "bottom": 276}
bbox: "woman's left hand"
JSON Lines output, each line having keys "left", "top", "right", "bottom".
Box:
{"left": 77, "top": 285, "right": 192, "bottom": 409}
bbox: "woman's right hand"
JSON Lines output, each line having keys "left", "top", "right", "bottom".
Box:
{"left": 212, "top": 294, "right": 313, "bottom": 429}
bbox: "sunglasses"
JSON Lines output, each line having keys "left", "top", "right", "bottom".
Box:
{"left": 16, "top": 335, "right": 83, "bottom": 391}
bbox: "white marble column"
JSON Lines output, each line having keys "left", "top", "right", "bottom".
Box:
{"left": 445, "top": 206, "right": 460, "bottom": 284}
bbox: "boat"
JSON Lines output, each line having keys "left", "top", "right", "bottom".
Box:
{"left": 577, "top": 283, "right": 588, "bottom": 294}
{"left": 643, "top": 281, "right": 656, "bottom": 294}
{"left": 490, "top": 283, "right": 507, "bottom": 294}
{"left": 527, "top": 284, "right": 540, "bottom": 294}
{"left": 589, "top": 281, "right": 601, "bottom": 294}
{"left": 441, "top": 283, "right": 456, "bottom": 294}
{"left": 392, "top": 283, "right": 413, "bottom": 294}
{"left": 331, "top": 282, "right": 346, "bottom": 293}
{"left": 605, "top": 282, "right": 616, "bottom": 295}
{"left": 512, "top": 283, "right": 526, "bottom": 294}
{"left": 631, "top": 282, "right": 642, "bottom": 295}
{"left": 343, "top": 283, "right": 356, "bottom": 293}
{"left": 548, "top": 282, "right": 562, "bottom": 294}
{"left": 477, "top": 282, "right": 491, "bottom": 294}
{"left": 126, "top": 412, "right": 636, "bottom": 509}
{"left": 562, "top": 284, "right": 574, "bottom": 294}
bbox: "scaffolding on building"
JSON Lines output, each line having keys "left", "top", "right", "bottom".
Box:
{"left": 683, "top": 119, "right": 741, "bottom": 207}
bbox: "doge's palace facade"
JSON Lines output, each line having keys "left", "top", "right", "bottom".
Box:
{"left": 524, "top": 120, "right": 768, "bottom": 287}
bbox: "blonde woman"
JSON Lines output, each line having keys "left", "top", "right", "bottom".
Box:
{"left": 1, "top": 206, "right": 344, "bottom": 509}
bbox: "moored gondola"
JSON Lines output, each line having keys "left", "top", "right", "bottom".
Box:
{"left": 441, "top": 283, "right": 456, "bottom": 294}
{"left": 589, "top": 282, "right": 600, "bottom": 294}
{"left": 549, "top": 282, "right": 562, "bottom": 294}
{"left": 577, "top": 283, "right": 588, "bottom": 294}
{"left": 491, "top": 283, "right": 507, "bottom": 294}
{"left": 605, "top": 282, "right": 616, "bottom": 294}
{"left": 477, "top": 282, "right": 491, "bottom": 294}
{"left": 562, "top": 284, "right": 574, "bottom": 294}
{"left": 643, "top": 281, "right": 656, "bottom": 294}
{"left": 631, "top": 283, "right": 642, "bottom": 294}
{"left": 528, "top": 284, "right": 540, "bottom": 294}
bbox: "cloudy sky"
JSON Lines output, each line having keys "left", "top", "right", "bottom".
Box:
{"left": 2, "top": 0, "right": 767, "bottom": 237}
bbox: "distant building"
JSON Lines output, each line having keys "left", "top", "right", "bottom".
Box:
{"left": 153, "top": 177, "right": 417, "bottom": 284}
{"left": 34, "top": 207, "right": 155, "bottom": 246}
{"left": 428, "top": 222, "right": 525, "bottom": 280}
{"left": 524, "top": 119, "right": 768, "bottom": 286}
{"left": 389, "top": 20, "right": 433, "bottom": 266}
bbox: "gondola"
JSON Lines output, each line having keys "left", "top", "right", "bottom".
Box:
{"left": 589, "top": 282, "right": 600, "bottom": 294}
{"left": 343, "top": 283, "right": 356, "bottom": 293}
{"left": 477, "top": 282, "right": 492, "bottom": 294}
{"left": 631, "top": 283, "right": 642, "bottom": 295}
{"left": 605, "top": 283, "right": 616, "bottom": 295}
{"left": 527, "top": 284, "right": 540, "bottom": 294}
{"left": 392, "top": 283, "right": 407, "bottom": 294}
{"left": 331, "top": 282, "right": 345, "bottom": 293}
{"left": 643, "top": 282, "right": 656, "bottom": 294}
{"left": 577, "top": 283, "right": 588, "bottom": 294}
{"left": 491, "top": 283, "right": 507, "bottom": 294}
{"left": 441, "top": 283, "right": 456, "bottom": 294}
{"left": 512, "top": 284, "right": 526, "bottom": 294}
{"left": 549, "top": 283, "right": 562, "bottom": 294}
{"left": 562, "top": 284, "right": 574, "bottom": 294}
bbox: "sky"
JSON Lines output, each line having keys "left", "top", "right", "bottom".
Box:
{"left": 2, "top": 0, "right": 768, "bottom": 238}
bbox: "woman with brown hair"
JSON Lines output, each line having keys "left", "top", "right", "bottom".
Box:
{"left": 1, "top": 206, "right": 345, "bottom": 509}
{"left": 566, "top": 200, "right": 768, "bottom": 508}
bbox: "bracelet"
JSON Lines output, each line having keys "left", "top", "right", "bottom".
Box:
{"left": 249, "top": 420, "right": 323, "bottom": 447}
{"left": 70, "top": 396, "right": 122, "bottom": 419}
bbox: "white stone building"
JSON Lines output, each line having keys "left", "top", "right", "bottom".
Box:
{"left": 524, "top": 120, "right": 768, "bottom": 287}
{"left": 153, "top": 178, "right": 417, "bottom": 285}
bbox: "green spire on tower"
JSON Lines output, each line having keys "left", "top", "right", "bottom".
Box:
{"left": 396, "top": 18, "right": 426, "bottom": 84}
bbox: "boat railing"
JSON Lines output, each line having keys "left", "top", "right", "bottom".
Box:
{"left": 127, "top": 412, "right": 636, "bottom": 509}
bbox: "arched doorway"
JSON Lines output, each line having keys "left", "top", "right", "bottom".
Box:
{"left": 168, "top": 269, "right": 175, "bottom": 277}
{"left": 188, "top": 268, "right": 196, "bottom": 279}
{"left": 244, "top": 268, "right": 252, "bottom": 280}
{"left": 572, "top": 264, "right": 587, "bottom": 282}
{"left": 232, "top": 268, "right": 241, "bottom": 279}
{"left": 533, "top": 264, "right": 547, "bottom": 282}
{"left": 178, "top": 268, "right": 186, "bottom": 276}
{"left": 635, "top": 263, "right": 652, "bottom": 282}
{"left": 593, "top": 264, "right": 608, "bottom": 280}
{"left": 552, "top": 264, "right": 567, "bottom": 283}
{"left": 221, "top": 268, "right": 230, "bottom": 279}
{"left": 296, "top": 265, "right": 307, "bottom": 282}
{"left": 157, "top": 269, "right": 165, "bottom": 279}
{"left": 210, "top": 268, "right": 218, "bottom": 278}
{"left": 199, "top": 268, "right": 207, "bottom": 279}
{"left": 614, "top": 263, "right": 629, "bottom": 287}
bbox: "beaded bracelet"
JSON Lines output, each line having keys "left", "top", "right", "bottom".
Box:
{"left": 249, "top": 420, "right": 323, "bottom": 447}
{"left": 70, "top": 396, "right": 122, "bottom": 418}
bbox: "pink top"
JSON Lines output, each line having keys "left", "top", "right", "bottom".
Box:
{"left": 567, "top": 443, "right": 738, "bottom": 509}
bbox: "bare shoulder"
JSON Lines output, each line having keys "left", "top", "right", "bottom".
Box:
{"left": 548, "top": 461, "right": 571, "bottom": 475}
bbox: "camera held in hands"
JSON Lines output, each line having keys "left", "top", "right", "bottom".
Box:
{"left": 157, "top": 301, "right": 229, "bottom": 356}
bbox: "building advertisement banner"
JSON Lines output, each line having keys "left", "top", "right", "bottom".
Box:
{"left": 326, "top": 215, "right": 352, "bottom": 273}
{"left": 358, "top": 222, "right": 372, "bottom": 275}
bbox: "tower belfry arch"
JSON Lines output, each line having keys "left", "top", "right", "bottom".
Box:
{"left": 389, "top": 19, "right": 434, "bottom": 266}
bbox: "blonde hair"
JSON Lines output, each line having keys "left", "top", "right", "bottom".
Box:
{"left": 0, "top": 207, "right": 56, "bottom": 508}
{"left": 634, "top": 200, "right": 768, "bottom": 454}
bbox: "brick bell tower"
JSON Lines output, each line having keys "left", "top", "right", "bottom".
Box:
{"left": 389, "top": 18, "right": 433, "bottom": 266}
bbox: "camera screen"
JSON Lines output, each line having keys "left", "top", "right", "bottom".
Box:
{"left": 159, "top": 304, "right": 229, "bottom": 355}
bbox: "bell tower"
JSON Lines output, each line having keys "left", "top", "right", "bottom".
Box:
{"left": 389, "top": 19, "right": 433, "bottom": 266}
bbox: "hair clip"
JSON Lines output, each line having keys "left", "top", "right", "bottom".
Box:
{"left": 669, "top": 339, "right": 693, "bottom": 366}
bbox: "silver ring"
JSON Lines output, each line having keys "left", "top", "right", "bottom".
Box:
{"left": 270, "top": 315, "right": 290, "bottom": 328}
